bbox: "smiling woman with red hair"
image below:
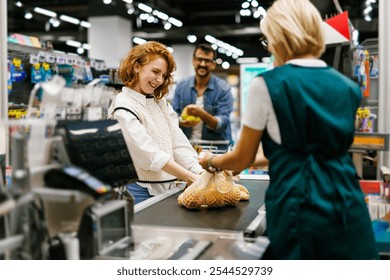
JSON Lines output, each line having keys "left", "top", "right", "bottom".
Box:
{"left": 108, "top": 41, "right": 202, "bottom": 204}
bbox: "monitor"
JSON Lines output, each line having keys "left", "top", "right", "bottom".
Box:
{"left": 77, "top": 199, "right": 132, "bottom": 259}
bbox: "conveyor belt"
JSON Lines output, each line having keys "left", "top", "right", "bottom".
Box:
{"left": 134, "top": 179, "right": 269, "bottom": 232}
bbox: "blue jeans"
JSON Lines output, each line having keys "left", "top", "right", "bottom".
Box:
{"left": 126, "top": 182, "right": 152, "bottom": 204}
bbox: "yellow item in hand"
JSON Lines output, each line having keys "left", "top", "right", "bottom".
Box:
{"left": 181, "top": 107, "right": 201, "bottom": 123}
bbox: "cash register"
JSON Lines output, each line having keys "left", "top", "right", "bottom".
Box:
{"left": 45, "top": 119, "right": 138, "bottom": 259}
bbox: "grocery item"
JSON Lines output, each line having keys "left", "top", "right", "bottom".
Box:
{"left": 178, "top": 171, "right": 249, "bottom": 209}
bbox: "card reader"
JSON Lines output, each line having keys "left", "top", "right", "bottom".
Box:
{"left": 44, "top": 165, "right": 112, "bottom": 199}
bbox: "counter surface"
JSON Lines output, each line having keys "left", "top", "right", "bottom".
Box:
{"left": 134, "top": 179, "right": 269, "bottom": 232}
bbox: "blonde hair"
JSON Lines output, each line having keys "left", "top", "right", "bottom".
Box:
{"left": 261, "top": 0, "right": 325, "bottom": 66}
{"left": 119, "top": 41, "right": 176, "bottom": 99}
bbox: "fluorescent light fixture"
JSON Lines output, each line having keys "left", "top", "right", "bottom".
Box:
{"left": 205, "top": 35, "right": 217, "bottom": 44}
{"left": 138, "top": 3, "right": 153, "bottom": 13}
{"left": 236, "top": 57, "right": 259, "bottom": 64}
{"left": 363, "top": 5, "right": 373, "bottom": 14}
{"left": 80, "top": 21, "right": 91, "bottom": 28}
{"left": 206, "top": 35, "right": 244, "bottom": 57}
{"left": 34, "top": 7, "right": 57, "bottom": 18}
{"left": 82, "top": 43, "right": 91, "bottom": 50}
{"left": 168, "top": 17, "right": 183, "bottom": 27}
{"left": 133, "top": 37, "right": 147, "bottom": 45}
{"left": 66, "top": 40, "right": 82, "bottom": 48}
{"left": 60, "top": 15, "right": 80, "bottom": 25}
{"left": 156, "top": 11, "right": 169, "bottom": 21}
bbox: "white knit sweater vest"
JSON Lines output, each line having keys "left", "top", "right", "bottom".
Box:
{"left": 109, "top": 89, "right": 176, "bottom": 182}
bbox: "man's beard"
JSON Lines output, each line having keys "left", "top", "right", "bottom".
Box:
{"left": 196, "top": 66, "right": 209, "bottom": 77}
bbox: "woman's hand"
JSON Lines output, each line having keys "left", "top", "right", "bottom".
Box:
{"left": 198, "top": 150, "right": 215, "bottom": 172}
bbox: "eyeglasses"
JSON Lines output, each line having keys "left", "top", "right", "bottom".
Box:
{"left": 193, "top": 56, "right": 215, "bottom": 64}
{"left": 259, "top": 35, "right": 268, "bottom": 51}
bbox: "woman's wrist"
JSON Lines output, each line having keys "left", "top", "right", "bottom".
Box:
{"left": 207, "top": 155, "right": 221, "bottom": 172}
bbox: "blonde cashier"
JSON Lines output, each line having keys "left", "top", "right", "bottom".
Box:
{"left": 199, "top": 0, "right": 377, "bottom": 260}
{"left": 108, "top": 41, "right": 203, "bottom": 204}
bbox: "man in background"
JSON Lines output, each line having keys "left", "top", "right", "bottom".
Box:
{"left": 172, "top": 44, "right": 233, "bottom": 142}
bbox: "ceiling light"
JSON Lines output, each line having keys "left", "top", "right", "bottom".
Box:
{"left": 66, "top": 40, "right": 82, "bottom": 48}
{"left": 122, "top": 0, "right": 133, "bottom": 3}
{"left": 138, "top": 3, "right": 153, "bottom": 13}
{"left": 82, "top": 43, "right": 91, "bottom": 50}
{"left": 156, "top": 11, "right": 169, "bottom": 21}
{"left": 133, "top": 37, "right": 147, "bottom": 45}
{"left": 363, "top": 5, "right": 373, "bottom": 14}
{"left": 49, "top": 18, "right": 61, "bottom": 28}
{"left": 147, "top": 15, "right": 155, "bottom": 23}
{"left": 77, "top": 47, "right": 85, "bottom": 54}
{"left": 236, "top": 57, "right": 259, "bottom": 64}
{"left": 168, "top": 17, "right": 183, "bottom": 27}
{"left": 221, "top": 61, "right": 230, "bottom": 69}
{"left": 205, "top": 35, "right": 217, "bottom": 44}
{"left": 164, "top": 22, "right": 172, "bottom": 30}
{"left": 242, "top": 2, "right": 250, "bottom": 9}
{"left": 103, "top": 0, "right": 112, "bottom": 4}
{"left": 167, "top": 47, "right": 174, "bottom": 53}
{"left": 80, "top": 21, "right": 91, "bottom": 28}
{"left": 60, "top": 15, "right": 80, "bottom": 25}
{"left": 24, "top": 11, "right": 33, "bottom": 20}
{"left": 364, "top": 15, "right": 372, "bottom": 21}
{"left": 140, "top": 13, "right": 149, "bottom": 20}
{"left": 187, "top": 35, "right": 197, "bottom": 43}
{"left": 34, "top": 7, "right": 57, "bottom": 18}
{"left": 127, "top": 7, "right": 135, "bottom": 14}
{"left": 15, "top": 2, "right": 23, "bottom": 7}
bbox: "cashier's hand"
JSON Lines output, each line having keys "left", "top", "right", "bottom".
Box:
{"left": 198, "top": 151, "right": 215, "bottom": 172}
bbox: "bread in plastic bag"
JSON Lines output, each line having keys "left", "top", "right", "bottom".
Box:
{"left": 178, "top": 171, "right": 249, "bottom": 209}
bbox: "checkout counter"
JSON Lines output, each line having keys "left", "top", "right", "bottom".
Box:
{"left": 128, "top": 175, "right": 270, "bottom": 260}
{"left": 0, "top": 116, "right": 270, "bottom": 260}
{"left": 83, "top": 175, "right": 270, "bottom": 260}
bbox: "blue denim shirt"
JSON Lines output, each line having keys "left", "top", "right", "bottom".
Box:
{"left": 172, "top": 74, "right": 233, "bottom": 141}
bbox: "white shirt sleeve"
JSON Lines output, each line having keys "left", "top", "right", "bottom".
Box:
{"left": 168, "top": 103, "right": 203, "bottom": 174}
{"left": 242, "top": 76, "right": 281, "bottom": 144}
{"left": 114, "top": 110, "right": 171, "bottom": 171}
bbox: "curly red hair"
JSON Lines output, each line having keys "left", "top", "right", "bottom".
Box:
{"left": 119, "top": 41, "right": 176, "bottom": 99}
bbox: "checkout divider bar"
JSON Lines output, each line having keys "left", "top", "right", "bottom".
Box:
{"left": 134, "top": 187, "right": 182, "bottom": 214}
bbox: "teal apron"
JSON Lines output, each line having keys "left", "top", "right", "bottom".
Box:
{"left": 261, "top": 64, "right": 378, "bottom": 259}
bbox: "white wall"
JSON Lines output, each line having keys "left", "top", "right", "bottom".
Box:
{"left": 172, "top": 44, "right": 195, "bottom": 84}
{"left": 88, "top": 16, "right": 132, "bottom": 68}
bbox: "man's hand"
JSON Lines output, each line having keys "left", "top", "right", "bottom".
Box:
{"left": 185, "top": 104, "right": 203, "bottom": 118}
{"left": 179, "top": 118, "right": 200, "bottom": 128}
